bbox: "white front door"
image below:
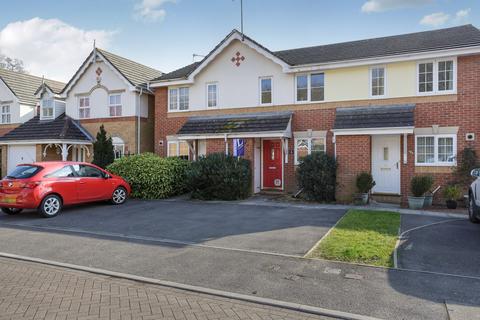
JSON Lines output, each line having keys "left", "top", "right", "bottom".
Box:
{"left": 7, "top": 145, "right": 36, "bottom": 175}
{"left": 372, "top": 135, "right": 401, "bottom": 194}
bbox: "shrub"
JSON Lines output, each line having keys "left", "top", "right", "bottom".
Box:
{"left": 107, "top": 153, "right": 190, "bottom": 199}
{"left": 92, "top": 125, "right": 114, "bottom": 169}
{"left": 355, "top": 172, "right": 376, "bottom": 194}
{"left": 297, "top": 153, "right": 337, "bottom": 202}
{"left": 443, "top": 185, "right": 462, "bottom": 200}
{"left": 410, "top": 175, "right": 433, "bottom": 197}
{"left": 455, "top": 147, "right": 479, "bottom": 185}
{"left": 188, "top": 153, "right": 251, "bottom": 200}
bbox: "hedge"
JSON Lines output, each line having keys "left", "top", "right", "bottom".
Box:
{"left": 297, "top": 152, "right": 337, "bottom": 202}
{"left": 107, "top": 153, "right": 190, "bottom": 199}
{"left": 188, "top": 153, "right": 251, "bottom": 200}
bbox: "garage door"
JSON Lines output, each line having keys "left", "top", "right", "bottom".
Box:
{"left": 7, "top": 145, "right": 36, "bottom": 175}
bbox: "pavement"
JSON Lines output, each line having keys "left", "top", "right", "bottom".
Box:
{"left": 0, "top": 256, "right": 331, "bottom": 320}
{"left": 0, "top": 199, "right": 479, "bottom": 319}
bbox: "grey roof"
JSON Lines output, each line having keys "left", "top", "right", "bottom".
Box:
{"left": 97, "top": 49, "right": 163, "bottom": 86}
{"left": 0, "top": 69, "right": 65, "bottom": 106}
{"left": 177, "top": 112, "right": 292, "bottom": 135}
{"left": 155, "top": 24, "right": 480, "bottom": 81}
{"left": 0, "top": 113, "right": 93, "bottom": 142}
{"left": 334, "top": 104, "right": 415, "bottom": 130}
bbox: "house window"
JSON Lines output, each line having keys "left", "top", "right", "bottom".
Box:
{"left": 79, "top": 97, "right": 90, "bottom": 119}
{"left": 415, "top": 135, "right": 456, "bottom": 166}
{"left": 294, "top": 137, "right": 326, "bottom": 164}
{"left": 418, "top": 59, "right": 455, "bottom": 94}
{"left": 296, "top": 73, "right": 324, "bottom": 102}
{"left": 109, "top": 94, "right": 122, "bottom": 117}
{"left": 1, "top": 105, "right": 10, "bottom": 124}
{"left": 42, "top": 98, "right": 54, "bottom": 119}
{"left": 438, "top": 60, "right": 454, "bottom": 91}
{"left": 169, "top": 87, "right": 189, "bottom": 111}
{"left": 207, "top": 83, "right": 218, "bottom": 107}
{"left": 167, "top": 141, "right": 189, "bottom": 160}
{"left": 370, "top": 67, "right": 385, "bottom": 97}
{"left": 260, "top": 77, "right": 272, "bottom": 105}
{"left": 112, "top": 137, "right": 125, "bottom": 159}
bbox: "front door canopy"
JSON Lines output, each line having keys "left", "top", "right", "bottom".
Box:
{"left": 332, "top": 104, "right": 415, "bottom": 136}
{"left": 176, "top": 111, "right": 293, "bottom": 140}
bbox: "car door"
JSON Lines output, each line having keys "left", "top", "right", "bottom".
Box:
{"left": 43, "top": 165, "right": 80, "bottom": 205}
{"left": 72, "top": 164, "right": 109, "bottom": 202}
{"left": 475, "top": 177, "right": 480, "bottom": 207}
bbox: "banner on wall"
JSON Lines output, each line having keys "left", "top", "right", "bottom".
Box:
{"left": 233, "top": 139, "right": 245, "bottom": 157}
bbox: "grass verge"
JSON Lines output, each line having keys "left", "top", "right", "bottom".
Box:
{"left": 306, "top": 210, "right": 400, "bottom": 267}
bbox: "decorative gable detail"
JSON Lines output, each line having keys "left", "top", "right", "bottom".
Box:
{"left": 231, "top": 52, "right": 245, "bottom": 67}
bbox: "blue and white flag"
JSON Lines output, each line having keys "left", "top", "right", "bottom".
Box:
{"left": 233, "top": 139, "right": 245, "bottom": 157}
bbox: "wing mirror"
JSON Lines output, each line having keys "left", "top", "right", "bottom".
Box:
{"left": 103, "top": 174, "right": 111, "bottom": 179}
{"left": 471, "top": 168, "right": 480, "bottom": 178}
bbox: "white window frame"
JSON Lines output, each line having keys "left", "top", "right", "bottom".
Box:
{"left": 109, "top": 94, "right": 122, "bottom": 117}
{"left": 169, "top": 87, "right": 189, "bottom": 112}
{"left": 415, "top": 134, "right": 457, "bottom": 166}
{"left": 78, "top": 96, "right": 90, "bottom": 119}
{"left": 1, "top": 104, "right": 11, "bottom": 124}
{"left": 259, "top": 76, "right": 273, "bottom": 106}
{"left": 416, "top": 57, "right": 456, "bottom": 96}
{"left": 41, "top": 98, "right": 54, "bottom": 119}
{"left": 369, "top": 65, "right": 386, "bottom": 98}
{"left": 295, "top": 73, "right": 325, "bottom": 103}
{"left": 167, "top": 140, "right": 190, "bottom": 159}
{"left": 294, "top": 137, "right": 326, "bottom": 165}
{"left": 206, "top": 83, "right": 218, "bottom": 108}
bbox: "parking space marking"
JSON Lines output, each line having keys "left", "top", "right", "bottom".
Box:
{"left": 398, "top": 218, "right": 465, "bottom": 240}
{"left": 0, "top": 222, "right": 306, "bottom": 260}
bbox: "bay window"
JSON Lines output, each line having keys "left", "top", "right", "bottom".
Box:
{"left": 296, "top": 73, "right": 324, "bottom": 102}
{"left": 415, "top": 135, "right": 456, "bottom": 166}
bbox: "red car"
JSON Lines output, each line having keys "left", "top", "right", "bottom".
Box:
{"left": 0, "top": 162, "right": 131, "bottom": 218}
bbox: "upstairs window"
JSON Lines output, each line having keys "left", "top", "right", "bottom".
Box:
{"left": 415, "top": 134, "right": 456, "bottom": 166}
{"left": 1, "top": 105, "right": 10, "bottom": 124}
{"left": 260, "top": 77, "right": 272, "bottom": 105}
{"left": 42, "top": 98, "right": 54, "bottom": 119}
{"left": 207, "top": 83, "right": 218, "bottom": 107}
{"left": 169, "top": 87, "right": 189, "bottom": 111}
{"left": 109, "top": 94, "right": 122, "bottom": 117}
{"left": 418, "top": 59, "right": 455, "bottom": 94}
{"left": 79, "top": 97, "right": 90, "bottom": 119}
{"left": 370, "top": 67, "right": 385, "bottom": 97}
{"left": 296, "top": 73, "right": 324, "bottom": 102}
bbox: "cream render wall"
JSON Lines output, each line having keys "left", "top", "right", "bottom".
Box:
{"left": 168, "top": 39, "right": 423, "bottom": 111}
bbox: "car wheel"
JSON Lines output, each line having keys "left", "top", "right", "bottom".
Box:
{"left": 111, "top": 187, "right": 127, "bottom": 205}
{"left": 38, "top": 195, "right": 62, "bottom": 218}
{"left": 468, "top": 195, "right": 480, "bottom": 223}
{"left": 1, "top": 208, "right": 23, "bottom": 215}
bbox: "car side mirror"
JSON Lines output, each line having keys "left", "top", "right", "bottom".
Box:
{"left": 471, "top": 168, "right": 480, "bottom": 178}
{"left": 104, "top": 174, "right": 111, "bottom": 179}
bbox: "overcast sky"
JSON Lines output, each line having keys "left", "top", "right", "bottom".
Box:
{"left": 0, "top": 0, "right": 477, "bottom": 82}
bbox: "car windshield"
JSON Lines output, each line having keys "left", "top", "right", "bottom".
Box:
{"left": 6, "top": 165, "right": 42, "bottom": 179}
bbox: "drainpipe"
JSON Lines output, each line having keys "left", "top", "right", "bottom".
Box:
{"left": 137, "top": 87, "right": 144, "bottom": 154}
{"left": 224, "top": 134, "right": 228, "bottom": 155}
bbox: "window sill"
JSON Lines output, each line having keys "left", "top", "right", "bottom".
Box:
{"left": 415, "top": 163, "right": 456, "bottom": 167}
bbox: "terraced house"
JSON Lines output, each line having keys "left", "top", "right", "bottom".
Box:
{"left": 0, "top": 48, "right": 162, "bottom": 175}
{"left": 151, "top": 25, "right": 480, "bottom": 204}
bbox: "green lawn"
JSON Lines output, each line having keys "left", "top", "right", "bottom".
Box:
{"left": 306, "top": 210, "right": 400, "bottom": 267}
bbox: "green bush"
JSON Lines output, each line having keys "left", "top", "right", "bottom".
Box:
{"left": 443, "top": 185, "right": 462, "bottom": 200}
{"left": 410, "top": 175, "right": 433, "bottom": 197}
{"left": 297, "top": 153, "right": 337, "bottom": 202}
{"left": 355, "top": 172, "right": 376, "bottom": 194}
{"left": 106, "top": 153, "right": 190, "bottom": 199}
{"left": 188, "top": 153, "right": 251, "bottom": 200}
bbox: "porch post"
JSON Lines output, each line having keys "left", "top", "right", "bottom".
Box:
{"left": 61, "top": 143, "right": 68, "bottom": 161}
{"left": 403, "top": 133, "right": 407, "bottom": 164}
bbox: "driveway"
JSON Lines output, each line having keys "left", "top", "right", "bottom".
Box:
{"left": 0, "top": 199, "right": 346, "bottom": 256}
{"left": 397, "top": 214, "right": 480, "bottom": 278}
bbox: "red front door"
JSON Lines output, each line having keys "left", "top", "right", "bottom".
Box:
{"left": 263, "top": 140, "right": 282, "bottom": 189}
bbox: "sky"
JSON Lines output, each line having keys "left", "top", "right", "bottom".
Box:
{"left": 0, "top": 0, "right": 478, "bottom": 82}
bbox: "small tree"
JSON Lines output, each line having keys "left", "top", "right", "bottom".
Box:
{"left": 92, "top": 125, "right": 114, "bottom": 168}
{"left": 455, "top": 147, "right": 479, "bottom": 186}
{"left": 297, "top": 153, "right": 337, "bottom": 202}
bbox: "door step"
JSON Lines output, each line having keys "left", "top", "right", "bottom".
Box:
{"left": 371, "top": 193, "right": 402, "bottom": 204}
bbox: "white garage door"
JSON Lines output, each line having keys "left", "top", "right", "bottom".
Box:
{"left": 7, "top": 145, "right": 36, "bottom": 175}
